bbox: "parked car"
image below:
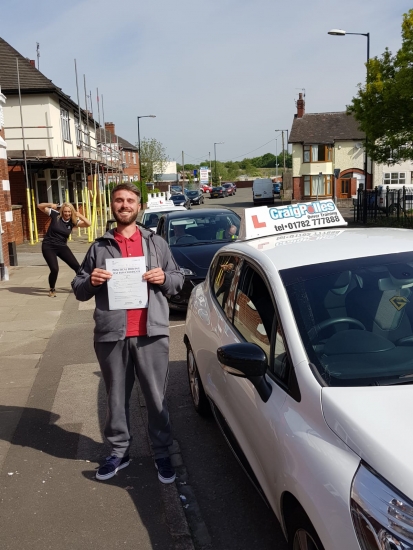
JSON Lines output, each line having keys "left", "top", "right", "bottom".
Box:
{"left": 222, "top": 183, "right": 236, "bottom": 196}
{"left": 185, "top": 206, "right": 413, "bottom": 550}
{"left": 170, "top": 185, "right": 183, "bottom": 194}
{"left": 185, "top": 189, "right": 204, "bottom": 206}
{"left": 210, "top": 186, "right": 228, "bottom": 199}
{"left": 170, "top": 193, "right": 191, "bottom": 209}
{"left": 252, "top": 178, "right": 274, "bottom": 205}
{"left": 141, "top": 205, "right": 187, "bottom": 230}
{"left": 156, "top": 208, "right": 240, "bottom": 309}
{"left": 200, "top": 184, "right": 213, "bottom": 193}
{"left": 273, "top": 182, "right": 281, "bottom": 195}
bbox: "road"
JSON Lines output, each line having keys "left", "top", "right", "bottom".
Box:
{"left": 167, "top": 187, "right": 289, "bottom": 550}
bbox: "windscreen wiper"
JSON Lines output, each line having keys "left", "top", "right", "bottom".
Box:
{"left": 372, "top": 376, "right": 413, "bottom": 386}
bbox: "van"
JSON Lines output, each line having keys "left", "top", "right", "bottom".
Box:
{"left": 252, "top": 178, "right": 274, "bottom": 205}
{"left": 377, "top": 184, "right": 413, "bottom": 214}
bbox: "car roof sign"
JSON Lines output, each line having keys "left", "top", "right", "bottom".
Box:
{"left": 239, "top": 200, "right": 347, "bottom": 239}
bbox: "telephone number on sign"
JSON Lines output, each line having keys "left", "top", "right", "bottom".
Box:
{"left": 274, "top": 215, "right": 340, "bottom": 232}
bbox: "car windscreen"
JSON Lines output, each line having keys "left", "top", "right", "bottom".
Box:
{"left": 186, "top": 191, "right": 199, "bottom": 197}
{"left": 142, "top": 210, "right": 174, "bottom": 225}
{"left": 213, "top": 187, "right": 223, "bottom": 191}
{"left": 172, "top": 194, "right": 185, "bottom": 200}
{"left": 280, "top": 252, "right": 413, "bottom": 387}
{"left": 166, "top": 212, "right": 240, "bottom": 245}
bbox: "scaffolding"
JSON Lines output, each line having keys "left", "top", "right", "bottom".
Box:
{"left": 4, "top": 57, "right": 125, "bottom": 244}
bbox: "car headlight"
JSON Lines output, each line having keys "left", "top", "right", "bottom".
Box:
{"left": 351, "top": 464, "right": 413, "bottom": 549}
{"left": 179, "top": 267, "right": 196, "bottom": 276}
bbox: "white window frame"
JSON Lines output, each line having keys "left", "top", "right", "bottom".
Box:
{"left": 60, "top": 109, "right": 71, "bottom": 142}
{"left": 35, "top": 168, "right": 68, "bottom": 205}
{"left": 132, "top": 152, "right": 136, "bottom": 164}
{"left": 383, "top": 172, "right": 408, "bottom": 186}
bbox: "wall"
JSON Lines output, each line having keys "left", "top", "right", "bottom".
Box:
{"left": 373, "top": 160, "right": 413, "bottom": 188}
{"left": 0, "top": 88, "right": 14, "bottom": 275}
{"left": 334, "top": 141, "right": 364, "bottom": 172}
{"left": 3, "top": 93, "right": 97, "bottom": 160}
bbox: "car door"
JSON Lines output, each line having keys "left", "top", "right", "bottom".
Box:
{"left": 212, "top": 261, "right": 291, "bottom": 511}
{"left": 199, "top": 253, "right": 243, "bottom": 412}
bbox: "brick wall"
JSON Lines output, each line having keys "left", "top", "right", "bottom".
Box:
{"left": 0, "top": 106, "right": 13, "bottom": 270}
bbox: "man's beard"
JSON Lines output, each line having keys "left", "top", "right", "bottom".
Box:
{"left": 113, "top": 209, "right": 139, "bottom": 226}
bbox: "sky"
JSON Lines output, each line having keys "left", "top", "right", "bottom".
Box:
{"left": 1, "top": 0, "right": 411, "bottom": 164}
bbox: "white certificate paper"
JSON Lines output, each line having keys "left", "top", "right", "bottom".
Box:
{"left": 106, "top": 257, "right": 148, "bottom": 310}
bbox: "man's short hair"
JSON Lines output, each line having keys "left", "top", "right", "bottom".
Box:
{"left": 111, "top": 183, "right": 141, "bottom": 201}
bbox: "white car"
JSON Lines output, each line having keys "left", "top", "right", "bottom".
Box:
{"left": 184, "top": 201, "right": 413, "bottom": 550}
{"left": 141, "top": 204, "right": 187, "bottom": 230}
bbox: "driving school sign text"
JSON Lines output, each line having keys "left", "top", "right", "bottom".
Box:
{"left": 240, "top": 200, "right": 347, "bottom": 239}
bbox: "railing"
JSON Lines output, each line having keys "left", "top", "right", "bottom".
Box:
{"left": 354, "top": 186, "right": 413, "bottom": 227}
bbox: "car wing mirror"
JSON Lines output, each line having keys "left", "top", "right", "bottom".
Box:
{"left": 217, "top": 343, "right": 272, "bottom": 403}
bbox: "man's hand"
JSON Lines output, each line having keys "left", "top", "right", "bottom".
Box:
{"left": 90, "top": 268, "right": 112, "bottom": 287}
{"left": 143, "top": 268, "right": 166, "bottom": 285}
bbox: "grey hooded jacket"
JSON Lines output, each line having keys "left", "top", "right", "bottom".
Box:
{"left": 71, "top": 226, "right": 184, "bottom": 342}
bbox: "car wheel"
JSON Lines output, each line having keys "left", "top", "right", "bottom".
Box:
{"left": 288, "top": 508, "right": 324, "bottom": 550}
{"left": 187, "top": 345, "right": 210, "bottom": 416}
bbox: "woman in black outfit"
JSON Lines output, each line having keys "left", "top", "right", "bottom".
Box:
{"left": 37, "top": 202, "right": 91, "bottom": 297}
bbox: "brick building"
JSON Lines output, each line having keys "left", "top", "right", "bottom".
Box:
{"left": 289, "top": 93, "right": 370, "bottom": 201}
{"left": 0, "top": 85, "right": 18, "bottom": 279}
{"left": 0, "top": 36, "right": 122, "bottom": 242}
{"left": 97, "top": 123, "right": 140, "bottom": 183}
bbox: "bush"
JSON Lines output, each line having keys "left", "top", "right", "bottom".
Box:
{"left": 131, "top": 181, "right": 148, "bottom": 205}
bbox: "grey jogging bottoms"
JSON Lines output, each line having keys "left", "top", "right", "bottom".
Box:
{"left": 94, "top": 336, "right": 173, "bottom": 460}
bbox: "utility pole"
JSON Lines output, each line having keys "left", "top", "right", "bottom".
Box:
{"left": 282, "top": 131, "right": 286, "bottom": 172}
{"left": 275, "top": 139, "right": 278, "bottom": 178}
{"left": 209, "top": 152, "right": 211, "bottom": 185}
{"left": 182, "top": 151, "right": 185, "bottom": 193}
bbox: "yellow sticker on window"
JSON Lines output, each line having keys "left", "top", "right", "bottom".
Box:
{"left": 390, "top": 296, "right": 409, "bottom": 311}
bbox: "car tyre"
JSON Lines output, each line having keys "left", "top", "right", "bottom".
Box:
{"left": 187, "top": 345, "right": 210, "bottom": 416}
{"left": 287, "top": 507, "right": 324, "bottom": 550}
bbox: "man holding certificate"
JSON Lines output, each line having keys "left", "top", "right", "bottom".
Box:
{"left": 72, "top": 183, "right": 184, "bottom": 483}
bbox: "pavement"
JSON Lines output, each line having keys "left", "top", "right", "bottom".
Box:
{"left": 0, "top": 235, "right": 194, "bottom": 550}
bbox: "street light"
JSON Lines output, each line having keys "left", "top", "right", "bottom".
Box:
{"left": 137, "top": 115, "right": 156, "bottom": 185}
{"left": 328, "top": 29, "right": 370, "bottom": 187}
{"left": 214, "top": 142, "right": 224, "bottom": 185}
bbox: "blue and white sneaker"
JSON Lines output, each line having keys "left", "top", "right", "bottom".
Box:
{"left": 96, "top": 455, "right": 130, "bottom": 481}
{"left": 155, "top": 457, "right": 176, "bottom": 484}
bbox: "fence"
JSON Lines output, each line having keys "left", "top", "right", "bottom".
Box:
{"left": 354, "top": 186, "right": 413, "bottom": 227}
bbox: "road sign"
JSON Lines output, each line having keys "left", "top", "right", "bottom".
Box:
{"left": 200, "top": 167, "right": 209, "bottom": 184}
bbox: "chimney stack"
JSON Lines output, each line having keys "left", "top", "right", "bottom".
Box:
{"left": 29, "top": 60, "right": 35, "bottom": 67}
{"left": 296, "top": 93, "right": 305, "bottom": 118}
{"left": 105, "top": 122, "right": 115, "bottom": 138}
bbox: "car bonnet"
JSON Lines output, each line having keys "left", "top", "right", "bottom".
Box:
{"left": 322, "top": 385, "right": 413, "bottom": 499}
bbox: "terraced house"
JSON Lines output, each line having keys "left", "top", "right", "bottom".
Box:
{"left": 0, "top": 36, "right": 124, "bottom": 241}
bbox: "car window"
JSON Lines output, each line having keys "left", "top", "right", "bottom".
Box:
{"left": 233, "top": 266, "right": 275, "bottom": 362}
{"left": 166, "top": 212, "right": 240, "bottom": 245}
{"left": 281, "top": 252, "right": 413, "bottom": 387}
{"left": 212, "top": 255, "right": 242, "bottom": 319}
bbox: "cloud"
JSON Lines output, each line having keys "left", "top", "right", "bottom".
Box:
{"left": 1, "top": 0, "right": 411, "bottom": 160}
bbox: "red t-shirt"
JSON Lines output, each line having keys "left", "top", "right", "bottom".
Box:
{"left": 114, "top": 229, "right": 148, "bottom": 337}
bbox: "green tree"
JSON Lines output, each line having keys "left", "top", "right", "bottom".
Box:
{"left": 137, "top": 138, "right": 169, "bottom": 182}
{"left": 347, "top": 9, "right": 413, "bottom": 164}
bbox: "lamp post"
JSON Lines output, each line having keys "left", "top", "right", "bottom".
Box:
{"left": 137, "top": 115, "right": 156, "bottom": 185}
{"left": 328, "top": 29, "right": 370, "bottom": 187}
{"left": 214, "top": 142, "right": 224, "bottom": 185}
